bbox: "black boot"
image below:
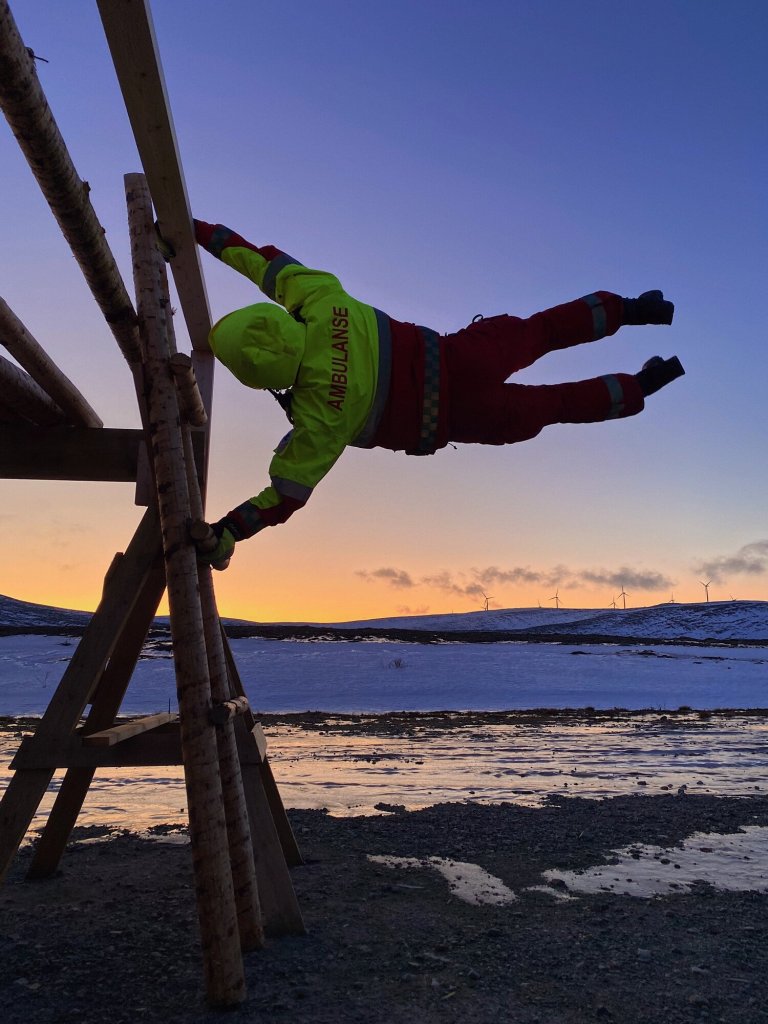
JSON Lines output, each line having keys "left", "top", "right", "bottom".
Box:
{"left": 622, "top": 290, "right": 674, "bottom": 325}
{"left": 636, "top": 355, "right": 685, "bottom": 396}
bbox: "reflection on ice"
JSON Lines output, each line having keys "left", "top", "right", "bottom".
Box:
{"left": 544, "top": 825, "right": 768, "bottom": 898}
{"left": 1, "top": 714, "right": 766, "bottom": 838}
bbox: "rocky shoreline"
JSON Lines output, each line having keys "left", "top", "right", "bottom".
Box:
{"left": 1, "top": 708, "right": 767, "bottom": 1023}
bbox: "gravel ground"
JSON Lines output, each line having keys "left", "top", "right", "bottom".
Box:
{"left": 2, "top": 789, "right": 768, "bottom": 1024}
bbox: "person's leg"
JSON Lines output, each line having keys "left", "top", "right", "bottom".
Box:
{"left": 444, "top": 292, "right": 624, "bottom": 388}
{"left": 445, "top": 290, "right": 673, "bottom": 385}
{"left": 448, "top": 372, "right": 645, "bottom": 445}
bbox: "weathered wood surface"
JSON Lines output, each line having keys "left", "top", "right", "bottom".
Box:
{"left": 81, "top": 712, "right": 177, "bottom": 748}
{"left": 97, "top": 0, "right": 213, "bottom": 361}
{"left": 0, "top": 353, "right": 68, "bottom": 425}
{"left": 174, "top": 362, "right": 263, "bottom": 950}
{"left": 170, "top": 353, "right": 208, "bottom": 426}
{"left": 209, "top": 697, "right": 251, "bottom": 727}
{"left": 0, "top": 507, "right": 162, "bottom": 884}
{"left": 127, "top": 172, "right": 247, "bottom": 1005}
{"left": 27, "top": 558, "right": 167, "bottom": 880}
{"left": 0, "top": 425, "right": 147, "bottom": 481}
{"left": 0, "top": 297, "right": 103, "bottom": 427}
{"left": 0, "top": 2, "right": 141, "bottom": 365}
{"left": 11, "top": 726, "right": 268, "bottom": 771}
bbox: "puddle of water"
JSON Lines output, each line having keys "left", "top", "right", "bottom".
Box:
{"left": 1, "top": 716, "right": 766, "bottom": 839}
{"left": 544, "top": 825, "right": 768, "bottom": 898}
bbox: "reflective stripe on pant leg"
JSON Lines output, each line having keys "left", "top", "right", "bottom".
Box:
{"left": 582, "top": 293, "right": 608, "bottom": 340}
{"left": 601, "top": 374, "right": 625, "bottom": 418}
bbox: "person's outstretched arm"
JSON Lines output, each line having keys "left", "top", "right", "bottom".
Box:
{"left": 194, "top": 219, "right": 343, "bottom": 316}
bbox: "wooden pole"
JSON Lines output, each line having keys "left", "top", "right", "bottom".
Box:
{"left": 0, "top": 297, "right": 102, "bottom": 427}
{"left": 0, "top": 1, "right": 140, "bottom": 365}
{"left": 170, "top": 353, "right": 208, "bottom": 427}
{"left": 0, "top": 353, "right": 68, "bottom": 425}
{"left": 126, "top": 172, "right": 246, "bottom": 1006}
{"left": 162, "top": 255, "right": 263, "bottom": 953}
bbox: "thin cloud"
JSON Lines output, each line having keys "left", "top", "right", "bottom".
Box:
{"left": 580, "top": 567, "right": 675, "bottom": 591}
{"left": 473, "top": 566, "right": 544, "bottom": 586}
{"left": 695, "top": 540, "right": 768, "bottom": 584}
{"left": 360, "top": 562, "right": 675, "bottom": 596}
{"left": 421, "top": 571, "right": 486, "bottom": 597}
{"left": 356, "top": 567, "right": 415, "bottom": 589}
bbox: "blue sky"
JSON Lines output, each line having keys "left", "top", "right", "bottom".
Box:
{"left": 1, "top": 0, "right": 767, "bottom": 620}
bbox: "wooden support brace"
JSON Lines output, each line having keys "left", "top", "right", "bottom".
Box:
{"left": 209, "top": 697, "right": 250, "bottom": 727}
{"left": 0, "top": 424, "right": 206, "bottom": 482}
{"left": 0, "top": 507, "right": 162, "bottom": 884}
{"left": 97, "top": 0, "right": 212, "bottom": 359}
{"left": 26, "top": 556, "right": 168, "bottom": 880}
{"left": 11, "top": 725, "right": 267, "bottom": 772}
{"left": 0, "top": 353, "right": 68, "bottom": 425}
{"left": 81, "top": 712, "right": 177, "bottom": 747}
{"left": 0, "top": 2, "right": 142, "bottom": 366}
{"left": 0, "top": 296, "right": 103, "bottom": 427}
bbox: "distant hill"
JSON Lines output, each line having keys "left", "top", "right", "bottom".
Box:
{"left": 338, "top": 601, "right": 768, "bottom": 643}
{"left": 1, "top": 593, "right": 767, "bottom": 646}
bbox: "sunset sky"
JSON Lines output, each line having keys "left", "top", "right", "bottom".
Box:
{"left": 2, "top": 0, "right": 766, "bottom": 622}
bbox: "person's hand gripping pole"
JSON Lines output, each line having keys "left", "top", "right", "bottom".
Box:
{"left": 189, "top": 519, "right": 235, "bottom": 571}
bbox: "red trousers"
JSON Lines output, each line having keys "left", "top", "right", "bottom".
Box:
{"left": 445, "top": 292, "right": 644, "bottom": 445}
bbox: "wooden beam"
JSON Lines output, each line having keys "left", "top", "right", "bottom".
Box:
{"left": 127, "top": 172, "right": 247, "bottom": 1006}
{"left": 0, "top": 2, "right": 141, "bottom": 365}
{"left": 96, "top": 0, "right": 213, "bottom": 363}
{"left": 0, "top": 297, "right": 103, "bottom": 427}
{"left": 0, "top": 424, "right": 205, "bottom": 482}
{"left": 81, "top": 712, "right": 177, "bottom": 747}
{"left": 0, "top": 353, "right": 68, "bottom": 425}
{"left": 10, "top": 726, "right": 269, "bottom": 771}
{"left": 0, "top": 424, "right": 139, "bottom": 480}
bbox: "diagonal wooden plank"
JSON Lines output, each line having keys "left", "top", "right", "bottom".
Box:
{"left": 96, "top": 0, "right": 212, "bottom": 365}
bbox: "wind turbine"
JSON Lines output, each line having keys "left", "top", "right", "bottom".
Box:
{"left": 480, "top": 591, "right": 493, "bottom": 612}
{"left": 550, "top": 589, "right": 561, "bottom": 610}
{"left": 700, "top": 580, "right": 712, "bottom": 602}
{"left": 609, "top": 596, "right": 617, "bottom": 610}
{"left": 669, "top": 593, "right": 676, "bottom": 604}
{"left": 618, "top": 585, "right": 628, "bottom": 610}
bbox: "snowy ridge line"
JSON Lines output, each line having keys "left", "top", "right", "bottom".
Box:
{"left": 1, "top": 594, "right": 767, "bottom": 645}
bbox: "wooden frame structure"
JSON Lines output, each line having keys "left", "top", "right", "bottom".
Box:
{"left": 0, "top": 0, "right": 303, "bottom": 1007}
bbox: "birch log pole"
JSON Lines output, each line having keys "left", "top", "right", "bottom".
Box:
{"left": 0, "top": 2, "right": 140, "bottom": 365}
{"left": 125, "top": 173, "right": 245, "bottom": 1006}
{"left": 0, "top": 297, "right": 103, "bottom": 427}
{"left": 162, "top": 257, "right": 264, "bottom": 953}
{"left": 0, "top": 353, "right": 68, "bottom": 425}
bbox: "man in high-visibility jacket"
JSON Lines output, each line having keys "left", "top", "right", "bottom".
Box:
{"left": 192, "top": 219, "right": 683, "bottom": 567}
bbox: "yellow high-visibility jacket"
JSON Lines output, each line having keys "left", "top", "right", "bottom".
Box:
{"left": 196, "top": 221, "right": 445, "bottom": 539}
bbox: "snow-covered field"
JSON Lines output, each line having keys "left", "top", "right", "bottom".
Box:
{"left": 1, "top": 635, "right": 767, "bottom": 715}
{"left": 1, "top": 596, "right": 767, "bottom": 715}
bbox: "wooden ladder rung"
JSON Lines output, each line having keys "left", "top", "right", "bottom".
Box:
{"left": 81, "top": 712, "right": 177, "bottom": 747}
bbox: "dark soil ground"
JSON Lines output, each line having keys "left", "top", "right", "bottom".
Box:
{"left": 2, "top": 786, "right": 768, "bottom": 1024}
